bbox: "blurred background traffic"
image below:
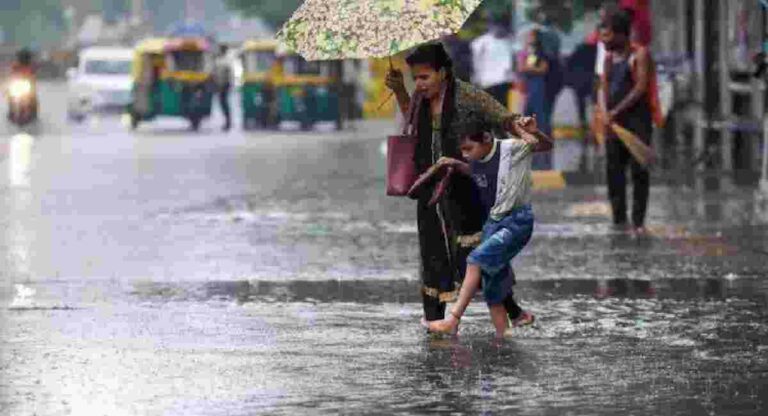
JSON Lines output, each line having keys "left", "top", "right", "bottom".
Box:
{"left": 2, "top": 2, "right": 768, "bottom": 414}
{"left": 0, "top": 0, "right": 766, "bottom": 180}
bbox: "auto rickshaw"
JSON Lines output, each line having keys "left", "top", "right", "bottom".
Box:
{"left": 129, "top": 37, "right": 214, "bottom": 131}
{"left": 275, "top": 52, "right": 340, "bottom": 130}
{"left": 239, "top": 39, "right": 280, "bottom": 130}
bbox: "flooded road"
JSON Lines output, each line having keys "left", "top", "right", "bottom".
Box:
{"left": 1, "top": 82, "right": 767, "bottom": 415}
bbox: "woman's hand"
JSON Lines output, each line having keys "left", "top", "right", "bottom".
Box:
{"left": 385, "top": 68, "right": 406, "bottom": 93}
{"left": 436, "top": 156, "right": 471, "bottom": 176}
{"left": 436, "top": 156, "right": 461, "bottom": 169}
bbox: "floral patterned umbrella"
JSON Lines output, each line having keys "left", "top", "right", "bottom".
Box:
{"left": 276, "top": 0, "right": 483, "bottom": 61}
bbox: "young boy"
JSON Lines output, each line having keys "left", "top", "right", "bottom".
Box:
{"left": 422, "top": 117, "right": 552, "bottom": 337}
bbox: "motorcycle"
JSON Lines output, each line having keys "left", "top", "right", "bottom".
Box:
{"left": 6, "top": 76, "right": 38, "bottom": 126}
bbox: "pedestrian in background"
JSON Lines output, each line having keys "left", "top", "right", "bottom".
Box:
{"left": 599, "top": 10, "right": 654, "bottom": 233}
{"left": 565, "top": 40, "right": 598, "bottom": 146}
{"left": 444, "top": 34, "right": 473, "bottom": 83}
{"left": 384, "top": 43, "right": 533, "bottom": 328}
{"left": 518, "top": 30, "right": 552, "bottom": 140}
{"left": 214, "top": 45, "right": 233, "bottom": 132}
{"left": 470, "top": 15, "right": 516, "bottom": 107}
{"left": 534, "top": 11, "right": 564, "bottom": 128}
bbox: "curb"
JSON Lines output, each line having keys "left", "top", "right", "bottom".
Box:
{"left": 532, "top": 170, "right": 567, "bottom": 190}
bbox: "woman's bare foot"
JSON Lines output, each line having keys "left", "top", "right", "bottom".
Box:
{"left": 421, "top": 314, "right": 460, "bottom": 335}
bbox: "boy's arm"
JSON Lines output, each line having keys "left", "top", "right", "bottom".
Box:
{"left": 529, "top": 129, "right": 554, "bottom": 152}
{"left": 608, "top": 48, "right": 650, "bottom": 122}
{"left": 513, "top": 120, "right": 553, "bottom": 153}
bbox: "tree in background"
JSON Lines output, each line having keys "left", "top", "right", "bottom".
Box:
{"left": 0, "top": 0, "right": 64, "bottom": 48}
{"left": 225, "top": 0, "right": 514, "bottom": 35}
{"left": 527, "top": 0, "right": 604, "bottom": 33}
{"left": 223, "top": 0, "right": 605, "bottom": 40}
{"left": 224, "top": 0, "right": 302, "bottom": 29}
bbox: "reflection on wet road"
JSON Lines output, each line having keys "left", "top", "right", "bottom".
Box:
{"left": 1, "top": 83, "right": 767, "bottom": 415}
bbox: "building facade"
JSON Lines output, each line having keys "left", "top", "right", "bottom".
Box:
{"left": 652, "top": 0, "right": 767, "bottom": 172}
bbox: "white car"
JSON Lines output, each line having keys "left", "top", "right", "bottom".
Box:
{"left": 67, "top": 47, "right": 133, "bottom": 121}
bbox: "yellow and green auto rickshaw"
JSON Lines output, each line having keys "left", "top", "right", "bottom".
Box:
{"left": 275, "top": 52, "right": 340, "bottom": 130}
{"left": 129, "top": 37, "right": 214, "bottom": 131}
{"left": 239, "top": 39, "right": 280, "bottom": 130}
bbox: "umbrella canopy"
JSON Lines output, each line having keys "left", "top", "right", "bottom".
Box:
{"left": 276, "top": 0, "right": 483, "bottom": 61}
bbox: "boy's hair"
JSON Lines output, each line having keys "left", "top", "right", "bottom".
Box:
{"left": 599, "top": 9, "right": 632, "bottom": 37}
{"left": 458, "top": 117, "right": 492, "bottom": 143}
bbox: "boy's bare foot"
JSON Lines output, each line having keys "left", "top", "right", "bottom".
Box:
{"left": 421, "top": 314, "right": 460, "bottom": 335}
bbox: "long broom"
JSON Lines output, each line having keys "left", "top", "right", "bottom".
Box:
{"left": 591, "top": 108, "right": 607, "bottom": 146}
{"left": 610, "top": 122, "right": 656, "bottom": 167}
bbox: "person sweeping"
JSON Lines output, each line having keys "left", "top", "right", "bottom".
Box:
{"left": 599, "top": 10, "right": 662, "bottom": 233}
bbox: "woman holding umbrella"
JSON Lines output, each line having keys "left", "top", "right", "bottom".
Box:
{"left": 277, "top": 0, "right": 540, "bottom": 330}
{"left": 385, "top": 43, "right": 536, "bottom": 328}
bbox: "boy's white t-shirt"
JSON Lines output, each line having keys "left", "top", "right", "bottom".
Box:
{"left": 470, "top": 138, "right": 534, "bottom": 221}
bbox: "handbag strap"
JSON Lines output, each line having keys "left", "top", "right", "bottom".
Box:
{"left": 401, "top": 92, "right": 423, "bottom": 136}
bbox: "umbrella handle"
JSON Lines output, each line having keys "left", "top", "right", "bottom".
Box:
{"left": 376, "top": 92, "right": 395, "bottom": 112}
{"left": 376, "top": 56, "right": 397, "bottom": 112}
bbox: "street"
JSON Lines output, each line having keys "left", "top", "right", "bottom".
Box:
{"left": 1, "top": 82, "right": 767, "bottom": 415}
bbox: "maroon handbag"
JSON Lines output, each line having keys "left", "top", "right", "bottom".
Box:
{"left": 386, "top": 94, "right": 422, "bottom": 196}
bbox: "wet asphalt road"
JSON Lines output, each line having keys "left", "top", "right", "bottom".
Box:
{"left": 1, "top": 82, "right": 767, "bottom": 415}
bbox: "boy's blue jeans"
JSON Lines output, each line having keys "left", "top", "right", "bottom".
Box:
{"left": 467, "top": 205, "right": 534, "bottom": 305}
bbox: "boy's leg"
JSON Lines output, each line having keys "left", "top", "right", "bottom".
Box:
{"left": 489, "top": 304, "right": 508, "bottom": 337}
{"left": 460, "top": 248, "right": 523, "bottom": 321}
{"left": 501, "top": 270, "right": 536, "bottom": 327}
{"left": 423, "top": 264, "right": 482, "bottom": 334}
{"left": 426, "top": 208, "right": 533, "bottom": 334}
{"left": 450, "top": 264, "right": 483, "bottom": 317}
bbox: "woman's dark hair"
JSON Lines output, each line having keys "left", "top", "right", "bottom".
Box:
{"left": 409, "top": 42, "right": 461, "bottom": 166}
{"left": 405, "top": 42, "right": 453, "bottom": 74}
{"left": 457, "top": 117, "right": 491, "bottom": 143}
{"left": 599, "top": 9, "right": 632, "bottom": 37}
